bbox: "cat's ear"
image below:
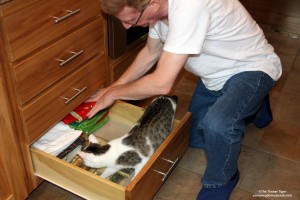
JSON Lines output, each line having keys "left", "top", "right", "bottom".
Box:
{"left": 88, "top": 134, "right": 99, "bottom": 144}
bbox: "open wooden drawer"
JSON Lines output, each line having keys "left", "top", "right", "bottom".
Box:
{"left": 30, "top": 101, "right": 191, "bottom": 200}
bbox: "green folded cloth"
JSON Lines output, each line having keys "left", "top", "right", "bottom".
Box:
{"left": 69, "top": 110, "right": 109, "bottom": 138}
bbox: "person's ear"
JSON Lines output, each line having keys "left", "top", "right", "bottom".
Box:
{"left": 148, "top": 0, "right": 160, "bottom": 10}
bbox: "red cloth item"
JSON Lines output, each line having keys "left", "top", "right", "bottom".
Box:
{"left": 62, "top": 102, "right": 96, "bottom": 124}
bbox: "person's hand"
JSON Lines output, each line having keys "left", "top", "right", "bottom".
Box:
{"left": 86, "top": 87, "right": 115, "bottom": 118}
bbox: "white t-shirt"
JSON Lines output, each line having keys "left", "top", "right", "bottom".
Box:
{"left": 149, "top": 0, "right": 282, "bottom": 90}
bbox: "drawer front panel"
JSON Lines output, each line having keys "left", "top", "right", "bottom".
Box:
{"left": 1, "top": 0, "right": 40, "bottom": 17}
{"left": 3, "top": 0, "right": 100, "bottom": 61}
{"left": 30, "top": 149, "right": 126, "bottom": 200}
{"left": 127, "top": 113, "right": 191, "bottom": 200}
{"left": 14, "top": 18, "right": 104, "bottom": 105}
{"left": 22, "top": 54, "right": 106, "bottom": 143}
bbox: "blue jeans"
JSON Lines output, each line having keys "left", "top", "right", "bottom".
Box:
{"left": 188, "top": 71, "right": 275, "bottom": 188}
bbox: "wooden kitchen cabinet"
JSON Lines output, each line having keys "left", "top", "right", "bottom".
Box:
{"left": 0, "top": 77, "right": 28, "bottom": 200}
{"left": 0, "top": 0, "right": 191, "bottom": 199}
{"left": 0, "top": 0, "right": 108, "bottom": 198}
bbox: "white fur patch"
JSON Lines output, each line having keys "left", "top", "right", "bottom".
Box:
{"left": 168, "top": 97, "right": 177, "bottom": 112}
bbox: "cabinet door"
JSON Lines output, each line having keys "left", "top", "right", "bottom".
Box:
{"left": 0, "top": 78, "right": 28, "bottom": 200}
{"left": 0, "top": 153, "right": 12, "bottom": 200}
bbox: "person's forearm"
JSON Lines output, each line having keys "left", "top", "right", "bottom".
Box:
{"left": 113, "top": 38, "right": 162, "bottom": 86}
{"left": 110, "top": 52, "right": 189, "bottom": 101}
{"left": 110, "top": 73, "right": 171, "bottom": 101}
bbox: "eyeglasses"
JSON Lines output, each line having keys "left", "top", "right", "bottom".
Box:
{"left": 130, "top": 6, "right": 147, "bottom": 28}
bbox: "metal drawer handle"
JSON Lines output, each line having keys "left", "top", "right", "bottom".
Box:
{"left": 53, "top": 9, "right": 81, "bottom": 23}
{"left": 57, "top": 50, "right": 84, "bottom": 66}
{"left": 61, "top": 87, "right": 87, "bottom": 104}
{"left": 153, "top": 157, "right": 179, "bottom": 181}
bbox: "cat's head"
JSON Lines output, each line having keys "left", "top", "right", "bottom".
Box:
{"left": 77, "top": 134, "right": 111, "bottom": 168}
{"left": 153, "top": 95, "right": 178, "bottom": 111}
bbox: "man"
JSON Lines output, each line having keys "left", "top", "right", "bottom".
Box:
{"left": 87, "top": 0, "right": 282, "bottom": 199}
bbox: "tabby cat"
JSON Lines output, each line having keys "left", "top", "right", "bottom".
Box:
{"left": 77, "top": 95, "right": 177, "bottom": 178}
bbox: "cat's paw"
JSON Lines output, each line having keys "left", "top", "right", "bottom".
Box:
{"left": 77, "top": 151, "right": 103, "bottom": 168}
{"left": 100, "top": 167, "right": 118, "bottom": 178}
{"left": 77, "top": 150, "right": 85, "bottom": 158}
{"left": 77, "top": 151, "right": 88, "bottom": 161}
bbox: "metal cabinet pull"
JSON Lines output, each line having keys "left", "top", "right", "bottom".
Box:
{"left": 53, "top": 9, "right": 81, "bottom": 23}
{"left": 57, "top": 50, "right": 84, "bottom": 66}
{"left": 153, "top": 157, "right": 179, "bottom": 181}
{"left": 61, "top": 87, "right": 87, "bottom": 104}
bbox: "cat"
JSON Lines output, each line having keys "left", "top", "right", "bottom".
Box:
{"left": 77, "top": 95, "right": 178, "bottom": 179}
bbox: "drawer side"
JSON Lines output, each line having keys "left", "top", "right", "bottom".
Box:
{"left": 126, "top": 112, "right": 191, "bottom": 200}
{"left": 31, "top": 148, "right": 126, "bottom": 200}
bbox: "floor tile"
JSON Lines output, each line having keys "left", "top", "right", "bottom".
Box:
{"left": 178, "top": 145, "right": 255, "bottom": 189}
{"left": 273, "top": 91, "right": 300, "bottom": 124}
{"left": 173, "top": 72, "right": 198, "bottom": 95}
{"left": 243, "top": 124, "right": 264, "bottom": 149}
{"left": 171, "top": 91, "right": 193, "bottom": 119}
{"left": 270, "top": 71, "right": 289, "bottom": 101}
{"left": 237, "top": 146, "right": 256, "bottom": 185}
{"left": 230, "top": 188, "right": 268, "bottom": 200}
{"left": 239, "top": 150, "right": 300, "bottom": 200}
{"left": 291, "top": 51, "right": 300, "bottom": 73}
{"left": 278, "top": 73, "right": 300, "bottom": 96}
{"left": 153, "top": 167, "right": 201, "bottom": 200}
{"left": 26, "top": 181, "right": 84, "bottom": 200}
{"left": 178, "top": 148, "right": 207, "bottom": 175}
{"left": 264, "top": 32, "right": 300, "bottom": 72}
{"left": 258, "top": 120, "right": 300, "bottom": 162}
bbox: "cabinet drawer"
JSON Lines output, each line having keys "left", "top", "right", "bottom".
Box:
{"left": 21, "top": 54, "right": 106, "bottom": 143}
{"left": 3, "top": 0, "right": 100, "bottom": 61}
{"left": 14, "top": 18, "right": 104, "bottom": 105}
{"left": 30, "top": 102, "right": 191, "bottom": 200}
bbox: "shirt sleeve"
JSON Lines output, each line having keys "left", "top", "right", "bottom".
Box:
{"left": 164, "top": 1, "right": 211, "bottom": 55}
{"left": 149, "top": 23, "right": 160, "bottom": 39}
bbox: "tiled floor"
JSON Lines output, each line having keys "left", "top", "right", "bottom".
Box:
{"left": 27, "top": 26, "right": 300, "bottom": 200}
